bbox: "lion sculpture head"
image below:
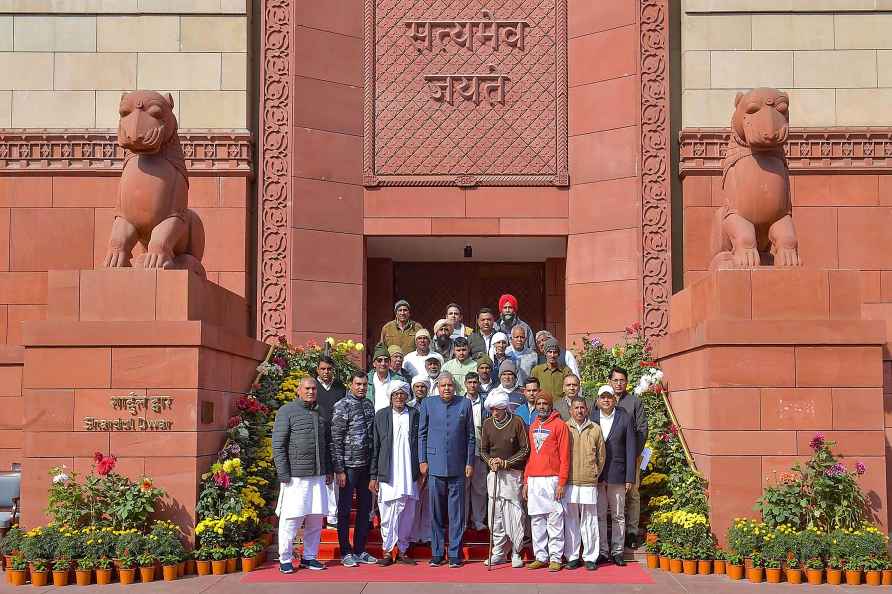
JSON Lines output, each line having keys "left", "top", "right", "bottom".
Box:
{"left": 730, "top": 87, "right": 789, "bottom": 150}
{"left": 117, "top": 90, "right": 178, "bottom": 154}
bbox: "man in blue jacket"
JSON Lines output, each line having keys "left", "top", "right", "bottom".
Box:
{"left": 418, "top": 371, "right": 476, "bottom": 568}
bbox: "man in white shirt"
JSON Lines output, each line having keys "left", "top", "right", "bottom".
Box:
{"left": 403, "top": 328, "right": 434, "bottom": 378}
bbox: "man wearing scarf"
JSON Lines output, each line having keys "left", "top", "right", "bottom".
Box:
{"left": 485, "top": 360, "right": 526, "bottom": 414}
{"left": 432, "top": 319, "right": 455, "bottom": 361}
{"left": 480, "top": 390, "right": 529, "bottom": 568}
{"left": 380, "top": 300, "right": 422, "bottom": 355}
{"left": 494, "top": 294, "right": 534, "bottom": 351}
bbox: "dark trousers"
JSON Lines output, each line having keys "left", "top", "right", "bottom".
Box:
{"left": 429, "top": 474, "right": 466, "bottom": 561}
{"left": 336, "top": 466, "right": 372, "bottom": 556}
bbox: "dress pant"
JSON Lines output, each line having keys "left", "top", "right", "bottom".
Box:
{"left": 597, "top": 483, "right": 626, "bottom": 557}
{"left": 625, "top": 458, "right": 642, "bottom": 538}
{"left": 336, "top": 466, "right": 372, "bottom": 557}
{"left": 429, "top": 474, "right": 466, "bottom": 561}
{"left": 278, "top": 515, "right": 323, "bottom": 563}
{"left": 464, "top": 456, "right": 488, "bottom": 530}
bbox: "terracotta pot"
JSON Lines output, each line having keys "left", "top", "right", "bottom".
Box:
{"left": 8, "top": 569, "right": 26, "bottom": 586}
{"left": 162, "top": 565, "right": 177, "bottom": 581}
{"left": 52, "top": 569, "right": 69, "bottom": 586}
{"left": 658, "top": 556, "right": 670, "bottom": 571}
{"left": 727, "top": 564, "right": 744, "bottom": 580}
{"left": 242, "top": 556, "right": 256, "bottom": 572}
{"left": 177, "top": 561, "right": 185, "bottom": 577}
{"left": 260, "top": 533, "right": 273, "bottom": 547}
{"left": 196, "top": 560, "right": 211, "bottom": 576}
{"left": 744, "top": 556, "right": 753, "bottom": 570}
{"left": 645, "top": 553, "right": 659, "bottom": 569}
{"left": 226, "top": 557, "right": 238, "bottom": 573}
{"left": 185, "top": 559, "right": 196, "bottom": 575}
{"left": 827, "top": 568, "right": 843, "bottom": 585}
{"left": 682, "top": 559, "right": 697, "bottom": 575}
{"left": 866, "top": 570, "right": 882, "bottom": 586}
{"left": 845, "top": 569, "right": 862, "bottom": 585}
{"left": 211, "top": 560, "right": 226, "bottom": 575}
{"left": 139, "top": 566, "right": 155, "bottom": 583}
{"left": 786, "top": 568, "right": 802, "bottom": 584}
{"left": 76, "top": 569, "right": 92, "bottom": 586}
{"left": 714, "top": 560, "right": 726, "bottom": 575}
{"left": 806, "top": 568, "right": 823, "bottom": 585}
{"left": 765, "top": 567, "right": 782, "bottom": 583}
{"left": 669, "top": 558, "right": 682, "bottom": 573}
{"left": 882, "top": 569, "right": 892, "bottom": 585}
{"left": 118, "top": 568, "right": 136, "bottom": 585}
{"left": 747, "top": 567, "right": 764, "bottom": 583}
{"left": 697, "top": 559, "right": 712, "bottom": 575}
{"left": 95, "top": 568, "right": 112, "bottom": 585}
{"left": 30, "top": 570, "right": 48, "bottom": 587}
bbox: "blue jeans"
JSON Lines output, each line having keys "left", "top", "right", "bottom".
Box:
{"left": 429, "top": 474, "right": 466, "bottom": 561}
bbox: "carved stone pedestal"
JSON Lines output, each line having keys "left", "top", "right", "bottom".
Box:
{"left": 19, "top": 269, "right": 267, "bottom": 534}
{"left": 655, "top": 268, "right": 888, "bottom": 541}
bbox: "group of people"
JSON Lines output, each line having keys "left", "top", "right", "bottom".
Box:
{"left": 271, "top": 295, "right": 648, "bottom": 574}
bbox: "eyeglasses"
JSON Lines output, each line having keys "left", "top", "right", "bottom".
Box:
{"left": 375, "top": 357, "right": 388, "bottom": 363}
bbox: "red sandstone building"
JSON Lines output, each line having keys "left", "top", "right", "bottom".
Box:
{"left": 0, "top": 0, "right": 890, "bottom": 538}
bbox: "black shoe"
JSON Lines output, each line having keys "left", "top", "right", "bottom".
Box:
{"left": 396, "top": 554, "right": 417, "bottom": 566}
{"left": 612, "top": 555, "right": 626, "bottom": 566}
{"left": 377, "top": 556, "right": 394, "bottom": 567}
{"left": 448, "top": 558, "right": 462, "bottom": 568}
{"left": 585, "top": 561, "right": 598, "bottom": 571}
{"left": 566, "top": 559, "right": 582, "bottom": 570}
{"left": 429, "top": 557, "right": 445, "bottom": 567}
{"left": 596, "top": 554, "right": 609, "bottom": 565}
{"left": 300, "top": 559, "right": 327, "bottom": 571}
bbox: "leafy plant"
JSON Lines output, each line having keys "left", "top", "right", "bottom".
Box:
{"left": 750, "top": 552, "right": 765, "bottom": 568}
{"left": 136, "top": 551, "right": 155, "bottom": 567}
{"left": 223, "top": 545, "right": 239, "bottom": 559}
{"left": 95, "top": 557, "right": 112, "bottom": 570}
{"left": 762, "top": 524, "right": 796, "bottom": 565}
{"left": 208, "top": 547, "right": 227, "bottom": 561}
{"left": 52, "top": 558, "right": 70, "bottom": 571}
{"left": 727, "top": 518, "right": 765, "bottom": 557}
{"left": 159, "top": 554, "right": 180, "bottom": 566}
{"left": 242, "top": 542, "right": 263, "bottom": 557}
{"left": 114, "top": 530, "right": 143, "bottom": 559}
{"left": 797, "top": 527, "right": 827, "bottom": 567}
{"left": 756, "top": 478, "right": 806, "bottom": 528}
{"left": 10, "top": 556, "right": 27, "bottom": 571}
{"left": 117, "top": 555, "right": 135, "bottom": 569}
{"left": 29, "top": 558, "right": 48, "bottom": 572}
{"left": 787, "top": 557, "right": 801, "bottom": 569}
{"left": 863, "top": 557, "right": 888, "bottom": 571}
{"left": 804, "top": 557, "right": 824, "bottom": 570}
{"left": 0, "top": 526, "right": 24, "bottom": 555}
{"left": 77, "top": 557, "right": 96, "bottom": 570}
{"left": 725, "top": 551, "right": 742, "bottom": 565}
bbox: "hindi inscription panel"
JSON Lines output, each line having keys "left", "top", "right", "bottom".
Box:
{"left": 364, "top": 0, "right": 568, "bottom": 186}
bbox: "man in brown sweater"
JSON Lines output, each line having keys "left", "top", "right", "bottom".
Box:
{"left": 480, "top": 390, "right": 529, "bottom": 568}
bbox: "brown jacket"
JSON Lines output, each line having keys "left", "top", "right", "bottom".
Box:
{"left": 567, "top": 417, "right": 606, "bottom": 486}
{"left": 379, "top": 319, "right": 423, "bottom": 355}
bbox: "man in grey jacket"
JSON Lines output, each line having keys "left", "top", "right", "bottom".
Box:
{"left": 272, "top": 377, "right": 333, "bottom": 573}
{"left": 609, "top": 366, "right": 648, "bottom": 549}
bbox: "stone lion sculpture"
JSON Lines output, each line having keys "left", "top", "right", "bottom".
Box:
{"left": 103, "top": 90, "right": 206, "bottom": 277}
{"left": 710, "top": 87, "right": 800, "bottom": 269}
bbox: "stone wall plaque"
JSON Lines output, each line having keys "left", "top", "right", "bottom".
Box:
{"left": 363, "top": 0, "right": 568, "bottom": 187}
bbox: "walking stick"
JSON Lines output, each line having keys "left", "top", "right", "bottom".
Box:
{"left": 487, "top": 466, "right": 500, "bottom": 570}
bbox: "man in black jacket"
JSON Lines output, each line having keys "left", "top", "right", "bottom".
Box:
{"left": 272, "top": 377, "right": 333, "bottom": 573}
{"left": 370, "top": 382, "right": 421, "bottom": 566}
{"left": 590, "top": 385, "right": 636, "bottom": 567}
{"left": 315, "top": 356, "right": 346, "bottom": 526}
{"left": 331, "top": 371, "right": 378, "bottom": 567}
{"left": 608, "top": 366, "right": 648, "bottom": 548}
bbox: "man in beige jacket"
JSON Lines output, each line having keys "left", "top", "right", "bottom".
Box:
{"left": 563, "top": 396, "right": 606, "bottom": 570}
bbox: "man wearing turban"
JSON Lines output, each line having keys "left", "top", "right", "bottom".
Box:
{"left": 494, "top": 294, "right": 534, "bottom": 351}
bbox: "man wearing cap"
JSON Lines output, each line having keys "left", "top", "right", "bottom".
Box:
{"left": 535, "top": 331, "right": 580, "bottom": 377}
{"left": 480, "top": 390, "right": 529, "bottom": 568}
{"left": 367, "top": 345, "right": 402, "bottom": 412}
{"left": 463, "top": 372, "right": 489, "bottom": 531}
{"left": 442, "top": 337, "right": 477, "bottom": 394}
{"left": 408, "top": 374, "right": 430, "bottom": 409}
{"left": 370, "top": 382, "right": 421, "bottom": 566}
{"left": 424, "top": 354, "right": 444, "bottom": 396}
{"left": 432, "top": 319, "right": 455, "bottom": 361}
{"left": 591, "top": 385, "right": 636, "bottom": 566}
{"left": 418, "top": 372, "right": 476, "bottom": 568}
{"left": 522, "top": 391, "right": 570, "bottom": 572}
{"left": 469, "top": 307, "right": 497, "bottom": 359}
{"left": 407, "top": 374, "right": 433, "bottom": 544}
{"left": 476, "top": 355, "right": 496, "bottom": 398}
{"left": 563, "top": 396, "right": 606, "bottom": 571}
{"left": 554, "top": 374, "right": 583, "bottom": 421}
{"left": 403, "top": 329, "right": 435, "bottom": 378}
{"left": 380, "top": 300, "right": 423, "bottom": 355}
{"left": 486, "top": 359, "right": 526, "bottom": 414}
{"left": 495, "top": 294, "right": 534, "bottom": 351}
{"left": 531, "top": 339, "right": 572, "bottom": 406}
{"left": 388, "top": 345, "right": 411, "bottom": 383}
{"left": 446, "top": 303, "right": 474, "bottom": 340}
{"left": 507, "top": 325, "right": 537, "bottom": 381}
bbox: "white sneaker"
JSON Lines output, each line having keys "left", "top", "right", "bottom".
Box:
{"left": 484, "top": 556, "right": 508, "bottom": 566}
{"left": 511, "top": 554, "right": 524, "bottom": 568}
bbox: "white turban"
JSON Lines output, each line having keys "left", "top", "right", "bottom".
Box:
{"left": 491, "top": 332, "right": 508, "bottom": 344}
{"left": 433, "top": 319, "right": 450, "bottom": 334}
{"left": 388, "top": 381, "right": 410, "bottom": 398}
{"left": 411, "top": 374, "right": 429, "bottom": 388}
{"left": 484, "top": 390, "right": 510, "bottom": 412}
{"left": 598, "top": 385, "right": 615, "bottom": 397}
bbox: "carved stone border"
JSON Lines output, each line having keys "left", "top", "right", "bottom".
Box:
{"left": 640, "top": 0, "right": 671, "bottom": 341}
{"left": 0, "top": 130, "right": 252, "bottom": 175}
{"left": 362, "top": 0, "right": 569, "bottom": 187}
{"left": 257, "top": 0, "right": 292, "bottom": 343}
{"left": 681, "top": 127, "right": 892, "bottom": 175}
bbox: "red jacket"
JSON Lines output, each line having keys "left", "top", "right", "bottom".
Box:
{"left": 524, "top": 410, "right": 570, "bottom": 487}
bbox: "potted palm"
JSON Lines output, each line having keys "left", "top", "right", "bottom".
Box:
{"left": 7, "top": 555, "right": 27, "bottom": 587}
{"left": 117, "top": 555, "right": 136, "bottom": 585}
{"left": 51, "top": 557, "right": 70, "bottom": 586}
{"left": 94, "top": 556, "right": 113, "bottom": 586}
{"left": 726, "top": 552, "right": 744, "bottom": 580}
{"left": 241, "top": 542, "right": 263, "bottom": 572}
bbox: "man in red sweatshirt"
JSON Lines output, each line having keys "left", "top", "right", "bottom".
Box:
{"left": 521, "top": 391, "right": 570, "bottom": 572}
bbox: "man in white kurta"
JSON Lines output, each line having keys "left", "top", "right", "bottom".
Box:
{"left": 371, "top": 382, "right": 421, "bottom": 565}
{"left": 272, "top": 378, "right": 332, "bottom": 573}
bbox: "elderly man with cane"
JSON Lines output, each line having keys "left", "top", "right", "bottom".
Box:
{"left": 480, "top": 390, "right": 529, "bottom": 568}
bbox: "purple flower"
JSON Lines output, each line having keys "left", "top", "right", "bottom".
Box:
{"left": 590, "top": 337, "right": 602, "bottom": 348}
{"left": 856, "top": 461, "right": 867, "bottom": 475}
{"left": 825, "top": 463, "right": 846, "bottom": 477}
{"left": 809, "top": 432, "right": 825, "bottom": 451}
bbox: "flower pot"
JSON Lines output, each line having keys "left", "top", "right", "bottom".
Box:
{"left": 669, "top": 558, "right": 683, "bottom": 574}
{"left": 882, "top": 568, "right": 892, "bottom": 585}
{"left": 658, "top": 556, "right": 670, "bottom": 571}
{"left": 747, "top": 567, "right": 764, "bottom": 583}
{"left": 242, "top": 557, "right": 256, "bottom": 572}
{"left": 765, "top": 567, "right": 782, "bottom": 583}
{"left": 196, "top": 560, "right": 211, "bottom": 576}
{"left": 8, "top": 569, "right": 26, "bottom": 586}
{"left": 260, "top": 533, "right": 273, "bottom": 547}
{"left": 96, "top": 568, "right": 112, "bottom": 585}
{"left": 76, "top": 569, "right": 92, "bottom": 586}
{"left": 185, "top": 559, "right": 196, "bottom": 575}
{"left": 139, "top": 566, "right": 155, "bottom": 583}
{"left": 226, "top": 557, "right": 238, "bottom": 573}
{"left": 786, "top": 568, "right": 802, "bottom": 584}
{"left": 827, "top": 568, "right": 842, "bottom": 585}
{"left": 744, "top": 557, "right": 753, "bottom": 570}
{"left": 52, "top": 569, "right": 69, "bottom": 586}
{"left": 162, "top": 565, "right": 177, "bottom": 581}
{"left": 211, "top": 560, "right": 226, "bottom": 575}
{"left": 29, "top": 570, "right": 48, "bottom": 587}
{"left": 727, "top": 564, "right": 744, "bottom": 580}
{"left": 682, "top": 560, "right": 697, "bottom": 575}
{"left": 845, "top": 569, "right": 862, "bottom": 585}
{"left": 118, "top": 568, "right": 136, "bottom": 585}
{"left": 177, "top": 561, "right": 185, "bottom": 577}
{"left": 714, "top": 560, "right": 726, "bottom": 575}
{"left": 645, "top": 554, "right": 658, "bottom": 569}
{"left": 806, "top": 568, "right": 823, "bottom": 585}
{"left": 866, "top": 570, "right": 882, "bottom": 586}
{"left": 698, "top": 559, "right": 712, "bottom": 575}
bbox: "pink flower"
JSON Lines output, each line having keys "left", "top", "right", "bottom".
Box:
{"left": 93, "top": 451, "right": 104, "bottom": 463}
{"left": 856, "top": 461, "right": 867, "bottom": 475}
{"left": 213, "top": 471, "right": 231, "bottom": 489}
{"left": 96, "top": 454, "right": 117, "bottom": 476}
{"left": 589, "top": 337, "right": 602, "bottom": 348}
{"left": 809, "top": 432, "right": 825, "bottom": 451}
{"left": 227, "top": 415, "right": 243, "bottom": 429}
{"left": 825, "top": 463, "right": 845, "bottom": 478}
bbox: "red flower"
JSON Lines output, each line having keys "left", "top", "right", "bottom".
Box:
{"left": 213, "top": 471, "right": 231, "bottom": 489}
{"left": 641, "top": 361, "right": 657, "bottom": 367}
{"left": 227, "top": 415, "right": 243, "bottom": 429}
{"left": 653, "top": 383, "right": 664, "bottom": 394}
{"left": 251, "top": 382, "right": 261, "bottom": 391}
{"left": 93, "top": 451, "right": 104, "bottom": 463}
{"left": 96, "top": 454, "right": 117, "bottom": 476}
{"left": 140, "top": 478, "right": 153, "bottom": 491}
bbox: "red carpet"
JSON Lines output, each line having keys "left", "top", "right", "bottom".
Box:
{"left": 241, "top": 561, "right": 654, "bottom": 584}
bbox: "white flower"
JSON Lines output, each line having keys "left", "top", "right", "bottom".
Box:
{"left": 255, "top": 362, "right": 282, "bottom": 376}
{"left": 53, "top": 472, "right": 69, "bottom": 484}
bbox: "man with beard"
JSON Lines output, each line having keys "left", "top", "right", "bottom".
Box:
{"left": 408, "top": 374, "right": 430, "bottom": 409}
{"left": 480, "top": 391, "right": 529, "bottom": 568}
{"left": 494, "top": 294, "right": 534, "bottom": 351}
{"left": 531, "top": 340, "right": 571, "bottom": 406}
{"left": 469, "top": 307, "right": 497, "bottom": 359}
{"left": 403, "top": 329, "right": 435, "bottom": 378}
{"left": 476, "top": 355, "right": 496, "bottom": 398}
{"left": 534, "top": 331, "right": 580, "bottom": 377}
{"left": 371, "top": 382, "right": 421, "bottom": 566}
{"left": 424, "top": 354, "right": 444, "bottom": 396}
{"left": 380, "top": 300, "right": 423, "bottom": 355}
{"left": 432, "top": 319, "right": 455, "bottom": 361}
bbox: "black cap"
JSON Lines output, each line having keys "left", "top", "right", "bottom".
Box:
{"left": 453, "top": 336, "right": 469, "bottom": 347}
